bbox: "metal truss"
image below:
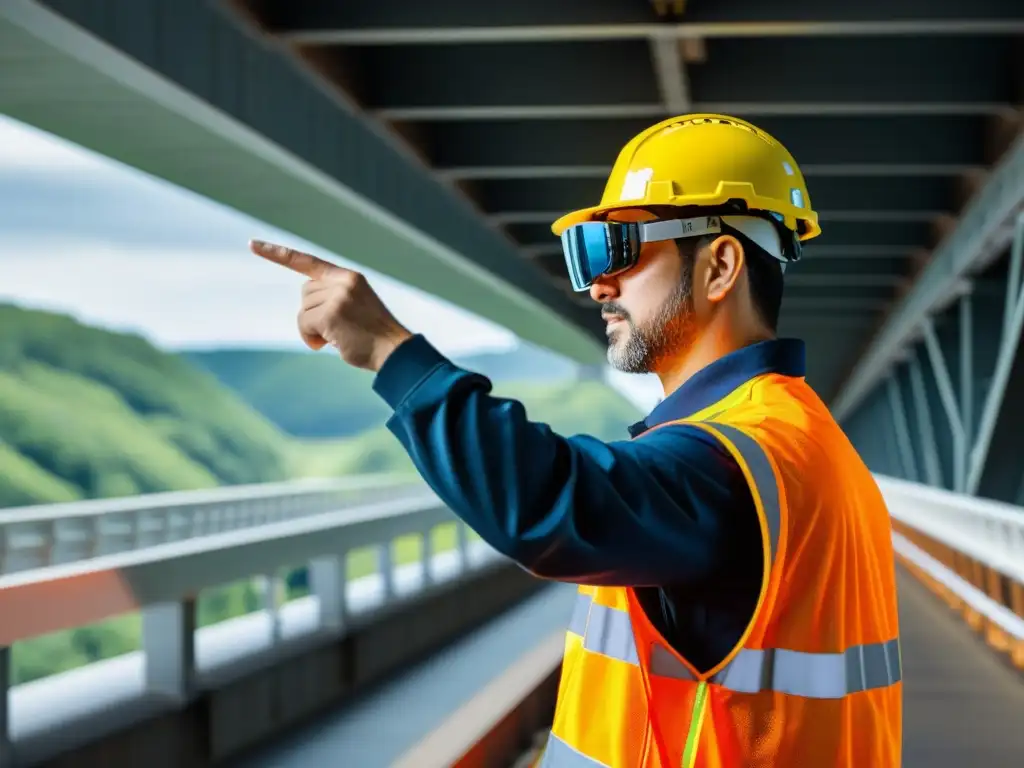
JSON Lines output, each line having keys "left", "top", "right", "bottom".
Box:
{"left": 882, "top": 213, "right": 1024, "bottom": 494}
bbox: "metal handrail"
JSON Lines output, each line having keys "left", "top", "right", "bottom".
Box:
{"left": 0, "top": 473, "right": 423, "bottom": 576}
{"left": 877, "top": 474, "right": 1024, "bottom": 584}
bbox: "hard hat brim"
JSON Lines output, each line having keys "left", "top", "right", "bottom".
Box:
{"left": 551, "top": 196, "right": 821, "bottom": 241}
{"left": 550, "top": 204, "right": 612, "bottom": 237}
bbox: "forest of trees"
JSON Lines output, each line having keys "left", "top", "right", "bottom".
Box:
{"left": 2, "top": 302, "right": 640, "bottom": 684}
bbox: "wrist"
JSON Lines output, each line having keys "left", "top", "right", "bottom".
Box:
{"left": 370, "top": 326, "right": 414, "bottom": 372}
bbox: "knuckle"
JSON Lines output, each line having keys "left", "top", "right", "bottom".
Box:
{"left": 336, "top": 270, "right": 361, "bottom": 289}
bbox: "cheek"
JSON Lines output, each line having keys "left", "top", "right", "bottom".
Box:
{"left": 620, "top": 259, "right": 681, "bottom": 323}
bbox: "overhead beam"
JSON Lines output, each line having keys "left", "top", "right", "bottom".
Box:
{"left": 353, "top": 39, "right": 661, "bottom": 115}
{"left": 438, "top": 163, "right": 980, "bottom": 180}
{"left": 374, "top": 102, "right": 1008, "bottom": 121}
{"left": 649, "top": 33, "right": 690, "bottom": 113}
{"left": 359, "top": 34, "right": 1014, "bottom": 121}
{"left": 426, "top": 115, "right": 985, "bottom": 170}
{"left": 269, "top": 0, "right": 1024, "bottom": 38}
{"left": 831, "top": 131, "right": 1024, "bottom": 420}
{"left": 282, "top": 21, "right": 1024, "bottom": 46}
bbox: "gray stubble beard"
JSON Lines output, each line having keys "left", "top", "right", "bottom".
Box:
{"left": 606, "top": 279, "right": 696, "bottom": 374}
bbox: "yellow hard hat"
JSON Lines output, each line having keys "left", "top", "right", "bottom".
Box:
{"left": 550, "top": 114, "right": 821, "bottom": 242}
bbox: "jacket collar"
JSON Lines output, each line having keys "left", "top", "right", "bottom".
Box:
{"left": 627, "top": 338, "right": 806, "bottom": 438}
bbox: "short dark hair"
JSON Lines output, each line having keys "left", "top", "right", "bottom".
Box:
{"left": 744, "top": 247, "right": 784, "bottom": 331}
{"left": 678, "top": 233, "right": 784, "bottom": 332}
{"left": 632, "top": 204, "right": 785, "bottom": 331}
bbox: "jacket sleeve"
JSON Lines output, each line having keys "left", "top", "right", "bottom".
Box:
{"left": 372, "top": 335, "right": 758, "bottom": 588}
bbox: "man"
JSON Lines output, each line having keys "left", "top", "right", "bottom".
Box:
{"left": 252, "top": 114, "right": 902, "bottom": 767}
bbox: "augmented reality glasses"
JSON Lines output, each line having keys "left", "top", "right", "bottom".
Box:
{"left": 559, "top": 214, "right": 801, "bottom": 292}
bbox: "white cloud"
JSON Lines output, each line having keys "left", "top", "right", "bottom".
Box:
{"left": 0, "top": 115, "right": 516, "bottom": 356}
{"left": 0, "top": 237, "right": 516, "bottom": 355}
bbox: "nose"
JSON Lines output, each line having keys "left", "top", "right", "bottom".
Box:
{"left": 589, "top": 275, "right": 619, "bottom": 304}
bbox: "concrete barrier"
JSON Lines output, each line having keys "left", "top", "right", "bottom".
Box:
{"left": 32, "top": 561, "right": 545, "bottom": 768}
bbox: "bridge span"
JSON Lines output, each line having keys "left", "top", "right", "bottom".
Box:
{"left": 0, "top": 474, "right": 1021, "bottom": 767}
{"left": 1, "top": 0, "right": 1024, "bottom": 765}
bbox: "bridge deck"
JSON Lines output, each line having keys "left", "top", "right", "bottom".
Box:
{"left": 238, "top": 569, "right": 1024, "bottom": 767}
{"left": 898, "top": 568, "right": 1024, "bottom": 765}
{"left": 233, "top": 583, "right": 576, "bottom": 768}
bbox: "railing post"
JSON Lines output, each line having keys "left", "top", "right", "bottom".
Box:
{"left": 0, "top": 646, "right": 12, "bottom": 768}
{"left": 310, "top": 556, "right": 348, "bottom": 631}
{"left": 263, "top": 573, "right": 281, "bottom": 644}
{"left": 378, "top": 542, "right": 395, "bottom": 599}
{"left": 422, "top": 526, "right": 435, "bottom": 587}
{"left": 142, "top": 599, "right": 196, "bottom": 703}
{"left": 456, "top": 522, "right": 470, "bottom": 571}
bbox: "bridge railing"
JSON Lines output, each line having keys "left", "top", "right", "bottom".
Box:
{"left": 2, "top": 474, "right": 1022, "bottom": 767}
{"left": 0, "top": 475, "right": 503, "bottom": 765}
{"left": 881, "top": 475, "right": 1024, "bottom": 671}
{"left": 0, "top": 473, "right": 423, "bottom": 577}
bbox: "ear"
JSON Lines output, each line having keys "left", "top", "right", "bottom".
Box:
{"left": 706, "top": 235, "right": 746, "bottom": 305}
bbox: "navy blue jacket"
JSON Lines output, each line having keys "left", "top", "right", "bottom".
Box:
{"left": 372, "top": 334, "right": 807, "bottom": 672}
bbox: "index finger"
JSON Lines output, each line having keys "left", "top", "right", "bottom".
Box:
{"left": 250, "top": 239, "right": 342, "bottom": 280}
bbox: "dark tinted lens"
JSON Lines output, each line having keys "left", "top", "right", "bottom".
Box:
{"left": 605, "top": 222, "right": 640, "bottom": 274}
{"left": 560, "top": 222, "right": 639, "bottom": 291}
{"left": 561, "top": 222, "right": 612, "bottom": 291}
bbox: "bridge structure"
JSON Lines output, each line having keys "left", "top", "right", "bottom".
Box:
{"left": 1, "top": 0, "right": 1024, "bottom": 765}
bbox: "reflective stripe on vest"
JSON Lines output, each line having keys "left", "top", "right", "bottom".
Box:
{"left": 540, "top": 733, "right": 608, "bottom": 767}
{"left": 704, "top": 421, "right": 782, "bottom": 567}
{"left": 568, "top": 588, "right": 902, "bottom": 699}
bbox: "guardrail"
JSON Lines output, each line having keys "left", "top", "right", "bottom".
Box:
{"left": 0, "top": 475, "right": 505, "bottom": 766}
{"left": 881, "top": 475, "right": 1024, "bottom": 672}
{"left": 0, "top": 473, "right": 423, "bottom": 577}
{"left": 3, "top": 474, "right": 1022, "bottom": 767}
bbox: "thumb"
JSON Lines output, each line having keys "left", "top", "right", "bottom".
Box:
{"left": 302, "top": 333, "right": 327, "bottom": 351}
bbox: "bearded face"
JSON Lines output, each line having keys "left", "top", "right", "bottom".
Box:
{"left": 604, "top": 249, "right": 698, "bottom": 374}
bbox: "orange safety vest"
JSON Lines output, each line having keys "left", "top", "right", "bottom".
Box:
{"left": 539, "top": 370, "right": 903, "bottom": 767}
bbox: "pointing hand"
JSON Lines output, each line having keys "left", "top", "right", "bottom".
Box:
{"left": 250, "top": 239, "right": 412, "bottom": 371}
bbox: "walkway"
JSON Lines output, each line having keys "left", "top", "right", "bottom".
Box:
{"left": 240, "top": 568, "right": 1024, "bottom": 766}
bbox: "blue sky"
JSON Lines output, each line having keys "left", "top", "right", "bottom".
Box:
{"left": 0, "top": 114, "right": 662, "bottom": 408}
{"left": 0, "top": 114, "right": 517, "bottom": 355}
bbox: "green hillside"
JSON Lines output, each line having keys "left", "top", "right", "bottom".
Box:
{"left": 184, "top": 343, "right": 584, "bottom": 439}
{"left": 0, "top": 303, "right": 290, "bottom": 508}
{"left": 0, "top": 304, "right": 641, "bottom": 509}
{"left": 290, "top": 378, "right": 642, "bottom": 478}
{"left": 456, "top": 344, "right": 578, "bottom": 383}
{"left": 184, "top": 349, "right": 390, "bottom": 438}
